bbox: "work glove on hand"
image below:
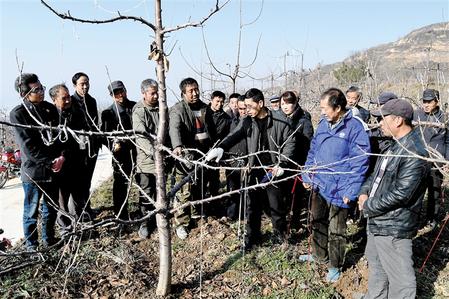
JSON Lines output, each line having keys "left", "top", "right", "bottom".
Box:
{"left": 272, "top": 165, "right": 284, "bottom": 177}
{"left": 51, "top": 155, "right": 65, "bottom": 173}
{"left": 205, "top": 148, "right": 224, "bottom": 163}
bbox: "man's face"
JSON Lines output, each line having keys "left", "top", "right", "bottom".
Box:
{"left": 53, "top": 88, "right": 72, "bottom": 111}
{"left": 245, "top": 98, "right": 263, "bottom": 118}
{"left": 210, "top": 96, "right": 224, "bottom": 112}
{"left": 74, "top": 76, "right": 90, "bottom": 97}
{"left": 379, "top": 114, "right": 400, "bottom": 137}
{"left": 270, "top": 101, "right": 280, "bottom": 111}
{"left": 320, "top": 98, "right": 341, "bottom": 123}
{"left": 27, "top": 82, "right": 45, "bottom": 104}
{"left": 281, "top": 98, "right": 295, "bottom": 116}
{"left": 183, "top": 83, "right": 199, "bottom": 104}
{"left": 112, "top": 88, "right": 127, "bottom": 105}
{"left": 237, "top": 101, "right": 247, "bottom": 117}
{"left": 346, "top": 91, "right": 360, "bottom": 107}
{"left": 229, "top": 97, "right": 238, "bottom": 112}
{"left": 143, "top": 86, "right": 159, "bottom": 106}
{"left": 422, "top": 99, "right": 438, "bottom": 114}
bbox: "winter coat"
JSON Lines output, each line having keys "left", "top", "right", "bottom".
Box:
{"left": 302, "top": 110, "right": 371, "bottom": 208}
{"left": 132, "top": 100, "right": 169, "bottom": 174}
{"left": 219, "top": 109, "right": 295, "bottom": 168}
{"left": 413, "top": 107, "right": 449, "bottom": 160}
{"left": 10, "top": 100, "right": 61, "bottom": 182}
{"left": 359, "top": 129, "right": 430, "bottom": 238}
{"left": 100, "top": 99, "right": 136, "bottom": 162}
{"left": 71, "top": 92, "right": 101, "bottom": 154}
{"left": 285, "top": 106, "right": 314, "bottom": 165}
{"left": 208, "top": 106, "right": 231, "bottom": 142}
{"left": 169, "top": 100, "right": 216, "bottom": 153}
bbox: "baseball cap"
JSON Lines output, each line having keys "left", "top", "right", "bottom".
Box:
{"left": 371, "top": 98, "right": 413, "bottom": 121}
{"left": 108, "top": 81, "right": 126, "bottom": 94}
{"left": 421, "top": 89, "right": 439, "bottom": 101}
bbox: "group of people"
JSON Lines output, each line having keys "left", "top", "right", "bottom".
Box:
{"left": 10, "top": 71, "right": 446, "bottom": 297}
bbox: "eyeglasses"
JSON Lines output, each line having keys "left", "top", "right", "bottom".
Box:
{"left": 31, "top": 86, "right": 46, "bottom": 94}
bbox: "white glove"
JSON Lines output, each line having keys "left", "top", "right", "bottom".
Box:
{"left": 272, "top": 166, "right": 284, "bottom": 177}
{"left": 206, "top": 147, "right": 224, "bottom": 163}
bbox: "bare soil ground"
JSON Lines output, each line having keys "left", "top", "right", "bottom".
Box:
{"left": 1, "top": 181, "right": 448, "bottom": 298}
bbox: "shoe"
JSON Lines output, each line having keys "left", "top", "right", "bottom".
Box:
{"left": 426, "top": 220, "right": 437, "bottom": 230}
{"left": 326, "top": 267, "right": 341, "bottom": 283}
{"left": 138, "top": 222, "right": 150, "bottom": 239}
{"left": 271, "top": 231, "right": 286, "bottom": 245}
{"left": 299, "top": 254, "right": 315, "bottom": 262}
{"left": 26, "top": 245, "right": 38, "bottom": 252}
{"left": 176, "top": 226, "right": 189, "bottom": 240}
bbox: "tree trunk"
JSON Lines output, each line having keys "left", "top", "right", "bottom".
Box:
{"left": 154, "top": 0, "right": 172, "bottom": 296}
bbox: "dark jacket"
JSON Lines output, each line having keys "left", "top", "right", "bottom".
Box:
{"left": 169, "top": 100, "right": 216, "bottom": 153}
{"left": 71, "top": 92, "right": 101, "bottom": 154}
{"left": 360, "top": 129, "right": 430, "bottom": 239}
{"left": 219, "top": 109, "right": 295, "bottom": 168}
{"left": 353, "top": 105, "right": 370, "bottom": 123}
{"left": 286, "top": 106, "right": 314, "bottom": 165}
{"left": 413, "top": 107, "right": 449, "bottom": 160}
{"left": 302, "top": 110, "right": 371, "bottom": 208}
{"left": 101, "top": 99, "right": 137, "bottom": 161}
{"left": 10, "top": 100, "right": 61, "bottom": 182}
{"left": 226, "top": 114, "right": 247, "bottom": 167}
{"left": 56, "top": 106, "right": 90, "bottom": 172}
{"left": 208, "top": 106, "right": 231, "bottom": 142}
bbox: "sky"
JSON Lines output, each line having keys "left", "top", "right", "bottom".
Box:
{"left": 1, "top": 0, "right": 448, "bottom": 110}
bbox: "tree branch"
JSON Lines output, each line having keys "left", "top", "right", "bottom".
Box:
{"left": 41, "top": 0, "right": 156, "bottom": 31}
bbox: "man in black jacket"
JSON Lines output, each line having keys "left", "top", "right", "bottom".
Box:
{"left": 413, "top": 88, "right": 448, "bottom": 229}
{"left": 101, "top": 81, "right": 136, "bottom": 221}
{"left": 346, "top": 86, "right": 370, "bottom": 123}
{"left": 207, "top": 90, "right": 230, "bottom": 208}
{"left": 225, "top": 94, "right": 247, "bottom": 220}
{"left": 49, "top": 83, "right": 90, "bottom": 230}
{"left": 169, "top": 77, "right": 216, "bottom": 239}
{"left": 71, "top": 72, "right": 100, "bottom": 218}
{"left": 206, "top": 88, "right": 295, "bottom": 251}
{"left": 10, "top": 73, "right": 65, "bottom": 250}
{"left": 358, "top": 99, "right": 430, "bottom": 299}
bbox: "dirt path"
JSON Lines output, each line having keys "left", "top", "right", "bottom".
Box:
{"left": 0, "top": 147, "right": 112, "bottom": 245}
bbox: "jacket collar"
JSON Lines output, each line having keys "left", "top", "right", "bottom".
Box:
{"left": 251, "top": 107, "right": 274, "bottom": 128}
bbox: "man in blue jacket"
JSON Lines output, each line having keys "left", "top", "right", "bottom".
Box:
{"left": 300, "top": 88, "right": 370, "bottom": 282}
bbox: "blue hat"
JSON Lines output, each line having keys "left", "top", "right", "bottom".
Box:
{"left": 270, "top": 96, "right": 280, "bottom": 103}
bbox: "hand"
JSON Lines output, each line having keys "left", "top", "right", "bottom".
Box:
{"left": 173, "top": 146, "right": 183, "bottom": 156}
{"left": 272, "top": 166, "right": 284, "bottom": 177}
{"left": 358, "top": 194, "right": 368, "bottom": 211}
{"left": 51, "top": 155, "right": 65, "bottom": 173}
{"left": 112, "top": 141, "right": 121, "bottom": 153}
{"left": 343, "top": 196, "right": 350, "bottom": 205}
{"left": 303, "top": 183, "right": 311, "bottom": 190}
{"left": 205, "top": 147, "right": 224, "bottom": 163}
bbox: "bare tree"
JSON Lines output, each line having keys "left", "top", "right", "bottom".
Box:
{"left": 40, "top": 0, "right": 229, "bottom": 295}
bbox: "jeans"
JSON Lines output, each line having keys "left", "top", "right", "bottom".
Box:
{"left": 22, "top": 181, "right": 58, "bottom": 248}
{"left": 310, "top": 192, "right": 348, "bottom": 268}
